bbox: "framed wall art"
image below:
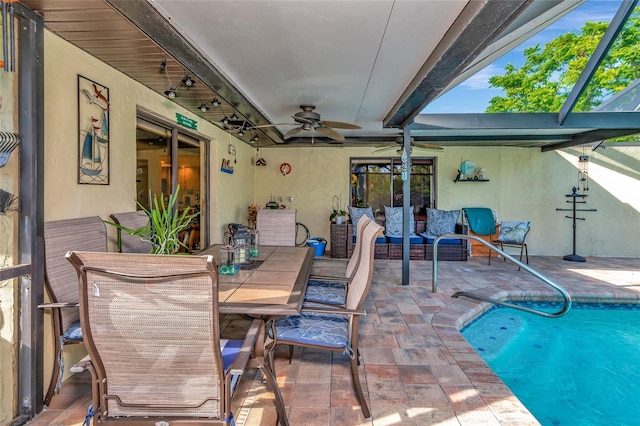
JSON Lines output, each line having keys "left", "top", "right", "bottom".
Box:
{"left": 78, "top": 75, "right": 110, "bottom": 184}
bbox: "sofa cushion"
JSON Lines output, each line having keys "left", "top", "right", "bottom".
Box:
{"left": 348, "top": 206, "right": 374, "bottom": 236}
{"left": 426, "top": 208, "right": 460, "bottom": 236}
{"left": 384, "top": 206, "right": 415, "bottom": 237}
{"left": 423, "top": 235, "right": 462, "bottom": 245}
{"left": 387, "top": 234, "right": 423, "bottom": 244}
{"left": 353, "top": 235, "right": 388, "bottom": 244}
{"left": 498, "top": 220, "right": 530, "bottom": 243}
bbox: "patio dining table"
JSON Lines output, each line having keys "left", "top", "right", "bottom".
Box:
{"left": 198, "top": 244, "right": 316, "bottom": 426}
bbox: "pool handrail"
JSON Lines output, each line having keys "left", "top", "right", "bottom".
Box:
{"left": 432, "top": 234, "right": 572, "bottom": 318}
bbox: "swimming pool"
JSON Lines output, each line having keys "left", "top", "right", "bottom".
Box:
{"left": 462, "top": 303, "right": 640, "bottom": 426}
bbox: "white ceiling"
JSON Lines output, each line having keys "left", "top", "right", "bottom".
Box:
{"left": 148, "top": 0, "right": 467, "bottom": 139}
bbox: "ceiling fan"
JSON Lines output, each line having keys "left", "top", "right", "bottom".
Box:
{"left": 374, "top": 137, "right": 443, "bottom": 153}
{"left": 252, "top": 104, "right": 361, "bottom": 142}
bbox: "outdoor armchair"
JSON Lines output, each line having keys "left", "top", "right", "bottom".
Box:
{"left": 66, "top": 251, "right": 261, "bottom": 425}
{"left": 491, "top": 220, "right": 531, "bottom": 270}
{"left": 264, "top": 221, "right": 384, "bottom": 420}
{"left": 303, "top": 215, "right": 373, "bottom": 306}
{"left": 109, "top": 211, "right": 152, "bottom": 253}
{"left": 39, "top": 216, "right": 107, "bottom": 406}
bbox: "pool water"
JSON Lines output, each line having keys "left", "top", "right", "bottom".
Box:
{"left": 462, "top": 303, "right": 640, "bottom": 426}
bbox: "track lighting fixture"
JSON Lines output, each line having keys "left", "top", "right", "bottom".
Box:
{"left": 238, "top": 129, "right": 244, "bottom": 136}
{"left": 181, "top": 75, "right": 195, "bottom": 87}
{"left": 198, "top": 102, "right": 210, "bottom": 112}
{"left": 230, "top": 113, "right": 239, "bottom": 120}
{"left": 211, "top": 98, "right": 220, "bottom": 107}
{"left": 251, "top": 135, "right": 259, "bottom": 144}
{"left": 164, "top": 88, "right": 178, "bottom": 99}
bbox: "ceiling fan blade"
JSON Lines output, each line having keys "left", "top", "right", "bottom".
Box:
{"left": 284, "top": 126, "right": 304, "bottom": 139}
{"left": 250, "top": 123, "right": 295, "bottom": 129}
{"left": 413, "top": 142, "right": 444, "bottom": 150}
{"left": 321, "top": 120, "right": 361, "bottom": 129}
{"left": 316, "top": 126, "right": 345, "bottom": 142}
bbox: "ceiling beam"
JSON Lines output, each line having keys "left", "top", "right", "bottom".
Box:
{"left": 542, "top": 129, "right": 640, "bottom": 151}
{"left": 383, "top": 0, "right": 533, "bottom": 129}
{"left": 105, "top": 0, "right": 284, "bottom": 144}
{"left": 414, "top": 112, "right": 640, "bottom": 130}
{"left": 558, "top": 0, "right": 638, "bottom": 124}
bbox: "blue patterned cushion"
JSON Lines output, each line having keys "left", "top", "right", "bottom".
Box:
{"left": 426, "top": 208, "right": 460, "bottom": 236}
{"left": 347, "top": 207, "right": 374, "bottom": 236}
{"left": 304, "top": 280, "right": 346, "bottom": 306}
{"left": 352, "top": 235, "right": 387, "bottom": 244}
{"left": 387, "top": 234, "right": 423, "bottom": 244}
{"left": 273, "top": 313, "right": 349, "bottom": 350}
{"left": 63, "top": 321, "right": 83, "bottom": 341}
{"left": 422, "top": 235, "right": 462, "bottom": 245}
{"left": 384, "top": 206, "right": 415, "bottom": 237}
{"left": 498, "top": 221, "right": 530, "bottom": 243}
{"left": 220, "top": 339, "right": 243, "bottom": 374}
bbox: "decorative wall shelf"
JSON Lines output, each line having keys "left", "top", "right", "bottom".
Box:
{"left": 454, "top": 178, "right": 490, "bottom": 183}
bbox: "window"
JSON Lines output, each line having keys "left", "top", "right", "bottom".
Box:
{"left": 351, "top": 157, "right": 435, "bottom": 216}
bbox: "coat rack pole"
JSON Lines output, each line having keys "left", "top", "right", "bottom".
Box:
{"left": 555, "top": 187, "right": 597, "bottom": 262}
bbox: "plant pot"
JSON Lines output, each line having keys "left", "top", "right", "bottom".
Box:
{"left": 335, "top": 215, "right": 344, "bottom": 225}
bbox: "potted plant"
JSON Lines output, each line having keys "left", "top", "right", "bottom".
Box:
{"left": 105, "top": 185, "right": 199, "bottom": 254}
{"left": 330, "top": 195, "right": 348, "bottom": 224}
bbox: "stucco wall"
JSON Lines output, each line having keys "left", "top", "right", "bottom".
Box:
{"left": 40, "top": 31, "right": 255, "bottom": 394}
{"left": 254, "top": 145, "right": 640, "bottom": 257}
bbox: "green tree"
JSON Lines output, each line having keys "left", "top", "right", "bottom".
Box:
{"left": 487, "top": 7, "right": 640, "bottom": 113}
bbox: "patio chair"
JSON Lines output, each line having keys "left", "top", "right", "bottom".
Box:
{"left": 462, "top": 207, "right": 497, "bottom": 262}
{"left": 66, "top": 251, "right": 261, "bottom": 425}
{"left": 264, "top": 221, "right": 384, "bottom": 420}
{"left": 256, "top": 209, "right": 297, "bottom": 246}
{"left": 39, "top": 216, "right": 107, "bottom": 406}
{"left": 303, "top": 215, "right": 373, "bottom": 306}
{"left": 109, "top": 211, "right": 152, "bottom": 253}
{"left": 490, "top": 220, "right": 531, "bottom": 270}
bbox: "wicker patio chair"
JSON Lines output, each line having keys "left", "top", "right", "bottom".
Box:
{"left": 264, "top": 221, "right": 384, "bottom": 420}
{"left": 66, "top": 251, "right": 261, "bottom": 425}
{"left": 39, "top": 216, "right": 107, "bottom": 406}
{"left": 256, "top": 209, "right": 297, "bottom": 246}
{"left": 109, "top": 211, "right": 152, "bottom": 253}
{"left": 303, "top": 215, "right": 373, "bottom": 306}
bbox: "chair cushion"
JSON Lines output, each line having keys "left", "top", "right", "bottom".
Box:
{"left": 348, "top": 206, "right": 374, "bottom": 236}
{"left": 304, "top": 280, "right": 346, "bottom": 306}
{"left": 463, "top": 208, "right": 496, "bottom": 235}
{"left": 426, "top": 208, "right": 460, "bottom": 236}
{"left": 384, "top": 206, "right": 415, "bottom": 237}
{"left": 498, "top": 221, "right": 530, "bottom": 243}
{"left": 63, "top": 321, "right": 83, "bottom": 342}
{"left": 352, "top": 235, "right": 387, "bottom": 244}
{"left": 220, "top": 339, "right": 243, "bottom": 374}
{"left": 422, "top": 234, "right": 462, "bottom": 245}
{"left": 387, "top": 234, "right": 423, "bottom": 244}
{"left": 273, "top": 313, "right": 349, "bottom": 350}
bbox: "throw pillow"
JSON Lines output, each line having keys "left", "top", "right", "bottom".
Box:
{"left": 498, "top": 221, "right": 530, "bottom": 243}
{"left": 384, "top": 206, "right": 415, "bottom": 237}
{"left": 348, "top": 206, "right": 374, "bottom": 236}
{"left": 426, "top": 208, "right": 460, "bottom": 236}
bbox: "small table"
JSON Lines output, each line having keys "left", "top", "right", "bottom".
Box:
{"left": 199, "top": 244, "right": 315, "bottom": 426}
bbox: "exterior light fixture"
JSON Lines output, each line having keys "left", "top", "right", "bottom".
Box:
{"left": 251, "top": 135, "right": 259, "bottom": 144}
{"left": 199, "top": 102, "right": 210, "bottom": 112}
{"left": 164, "top": 88, "right": 178, "bottom": 99}
{"left": 238, "top": 129, "right": 244, "bottom": 136}
{"left": 230, "top": 113, "right": 239, "bottom": 120}
{"left": 211, "top": 98, "right": 220, "bottom": 107}
{"left": 182, "top": 75, "right": 195, "bottom": 87}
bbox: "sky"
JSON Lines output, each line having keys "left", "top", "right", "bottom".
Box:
{"left": 423, "top": 0, "right": 623, "bottom": 114}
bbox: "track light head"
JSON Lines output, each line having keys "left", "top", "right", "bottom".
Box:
{"left": 164, "top": 88, "right": 178, "bottom": 99}
{"left": 181, "top": 75, "right": 195, "bottom": 87}
{"left": 211, "top": 98, "right": 220, "bottom": 107}
{"left": 199, "top": 103, "right": 210, "bottom": 112}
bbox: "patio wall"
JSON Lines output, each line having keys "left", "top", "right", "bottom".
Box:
{"left": 254, "top": 145, "right": 640, "bottom": 258}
